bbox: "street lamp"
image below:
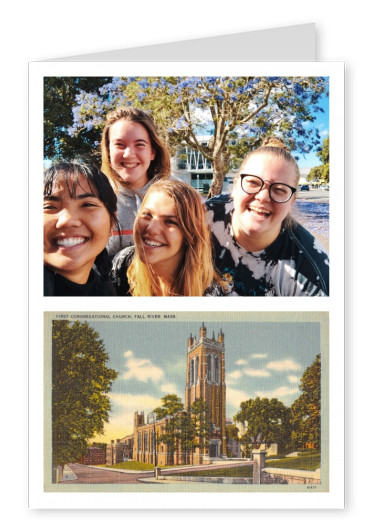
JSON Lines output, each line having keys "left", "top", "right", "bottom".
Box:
{"left": 148, "top": 411, "right": 158, "bottom": 467}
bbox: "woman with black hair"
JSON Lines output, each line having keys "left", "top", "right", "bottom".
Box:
{"left": 43, "top": 158, "right": 119, "bottom": 296}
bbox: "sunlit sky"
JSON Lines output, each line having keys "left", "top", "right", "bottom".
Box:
{"left": 82, "top": 313, "right": 325, "bottom": 443}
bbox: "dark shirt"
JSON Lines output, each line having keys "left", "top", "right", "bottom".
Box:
{"left": 44, "top": 266, "right": 117, "bottom": 296}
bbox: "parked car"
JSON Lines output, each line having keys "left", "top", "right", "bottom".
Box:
{"left": 300, "top": 184, "right": 309, "bottom": 191}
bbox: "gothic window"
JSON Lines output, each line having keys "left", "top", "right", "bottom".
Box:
{"left": 214, "top": 356, "right": 219, "bottom": 383}
{"left": 138, "top": 433, "right": 141, "bottom": 450}
{"left": 207, "top": 354, "right": 212, "bottom": 382}
{"left": 144, "top": 432, "right": 148, "bottom": 451}
{"left": 195, "top": 356, "right": 199, "bottom": 383}
{"left": 189, "top": 358, "right": 194, "bottom": 386}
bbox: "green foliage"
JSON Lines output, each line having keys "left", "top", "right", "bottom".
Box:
{"left": 52, "top": 320, "right": 118, "bottom": 468}
{"left": 234, "top": 396, "right": 291, "bottom": 452}
{"left": 154, "top": 395, "right": 211, "bottom": 463}
{"left": 44, "top": 77, "right": 111, "bottom": 161}
{"left": 153, "top": 394, "right": 184, "bottom": 419}
{"left": 290, "top": 354, "right": 321, "bottom": 449}
{"left": 45, "top": 76, "right": 328, "bottom": 196}
{"left": 226, "top": 423, "right": 240, "bottom": 441}
{"left": 307, "top": 136, "right": 329, "bottom": 183}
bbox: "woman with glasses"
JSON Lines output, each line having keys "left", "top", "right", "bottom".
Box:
{"left": 206, "top": 137, "right": 329, "bottom": 296}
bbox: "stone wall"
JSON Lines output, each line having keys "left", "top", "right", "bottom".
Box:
{"left": 262, "top": 467, "right": 321, "bottom": 484}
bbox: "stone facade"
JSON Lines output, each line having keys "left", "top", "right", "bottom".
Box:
{"left": 106, "top": 324, "right": 227, "bottom": 467}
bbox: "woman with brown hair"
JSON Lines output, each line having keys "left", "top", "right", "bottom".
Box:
{"left": 101, "top": 106, "right": 171, "bottom": 257}
{"left": 111, "top": 180, "right": 223, "bottom": 296}
{"left": 206, "top": 137, "right": 329, "bottom": 296}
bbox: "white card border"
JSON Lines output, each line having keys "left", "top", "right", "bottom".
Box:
{"left": 28, "top": 61, "right": 344, "bottom": 509}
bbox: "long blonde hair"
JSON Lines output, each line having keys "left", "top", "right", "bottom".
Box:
{"left": 100, "top": 107, "right": 171, "bottom": 192}
{"left": 127, "top": 180, "right": 218, "bottom": 296}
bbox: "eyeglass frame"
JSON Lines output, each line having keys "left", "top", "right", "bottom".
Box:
{"left": 239, "top": 173, "right": 297, "bottom": 203}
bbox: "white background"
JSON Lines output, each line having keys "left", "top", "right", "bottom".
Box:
{"left": 1, "top": 0, "right": 371, "bottom": 526}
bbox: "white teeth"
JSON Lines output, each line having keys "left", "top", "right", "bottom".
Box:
{"left": 250, "top": 207, "right": 270, "bottom": 216}
{"left": 144, "top": 239, "right": 164, "bottom": 247}
{"left": 56, "top": 237, "right": 85, "bottom": 247}
{"left": 122, "top": 163, "right": 138, "bottom": 168}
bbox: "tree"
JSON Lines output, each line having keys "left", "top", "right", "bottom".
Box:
{"left": 189, "top": 398, "right": 211, "bottom": 451}
{"left": 234, "top": 396, "right": 291, "bottom": 453}
{"left": 153, "top": 393, "right": 184, "bottom": 419}
{"left": 153, "top": 395, "right": 211, "bottom": 464}
{"left": 44, "top": 77, "right": 112, "bottom": 161}
{"left": 307, "top": 136, "right": 329, "bottom": 183}
{"left": 61, "top": 76, "right": 328, "bottom": 197}
{"left": 290, "top": 354, "right": 321, "bottom": 449}
{"left": 153, "top": 394, "right": 185, "bottom": 463}
{"left": 52, "top": 320, "right": 118, "bottom": 469}
{"left": 226, "top": 423, "right": 239, "bottom": 441}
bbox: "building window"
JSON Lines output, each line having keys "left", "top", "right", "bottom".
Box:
{"left": 189, "top": 358, "right": 194, "bottom": 386}
{"left": 207, "top": 354, "right": 212, "bottom": 381}
{"left": 195, "top": 356, "right": 199, "bottom": 383}
{"left": 214, "top": 356, "right": 219, "bottom": 383}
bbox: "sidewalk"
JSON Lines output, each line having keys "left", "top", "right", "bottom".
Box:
{"left": 61, "top": 465, "right": 77, "bottom": 481}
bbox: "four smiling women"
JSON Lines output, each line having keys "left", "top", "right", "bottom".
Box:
{"left": 43, "top": 109, "right": 329, "bottom": 297}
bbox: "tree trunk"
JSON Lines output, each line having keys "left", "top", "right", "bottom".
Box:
{"left": 207, "top": 151, "right": 229, "bottom": 199}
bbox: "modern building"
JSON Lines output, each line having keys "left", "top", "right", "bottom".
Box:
{"left": 106, "top": 324, "right": 227, "bottom": 466}
{"left": 171, "top": 138, "right": 235, "bottom": 194}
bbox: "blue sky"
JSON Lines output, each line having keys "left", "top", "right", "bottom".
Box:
{"left": 85, "top": 314, "right": 325, "bottom": 442}
{"left": 295, "top": 93, "right": 329, "bottom": 170}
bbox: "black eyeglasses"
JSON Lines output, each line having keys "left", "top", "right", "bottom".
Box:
{"left": 240, "top": 174, "right": 296, "bottom": 203}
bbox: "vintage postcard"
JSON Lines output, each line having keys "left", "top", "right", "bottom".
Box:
{"left": 39, "top": 311, "right": 339, "bottom": 509}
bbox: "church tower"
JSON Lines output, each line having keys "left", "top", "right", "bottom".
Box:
{"left": 185, "top": 324, "right": 226, "bottom": 463}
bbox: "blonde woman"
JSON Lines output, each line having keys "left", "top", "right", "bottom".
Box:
{"left": 206, "top": 137, "right": 329, "bottom": 296}
{"left": 111, "top": 180, "right": 223, "bottom": 296}
{"left": 101, "top": 106, "right": 171, "bottom": 256}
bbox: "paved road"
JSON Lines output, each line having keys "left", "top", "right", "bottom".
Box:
{"left": 59, "top": 461, "right": 253, "bottom": 484}
{"left": 59, "top": 463, "right": 154, "bottom": 484}
{"left": 296, "top": 189, "right": 329, "bottom": 203}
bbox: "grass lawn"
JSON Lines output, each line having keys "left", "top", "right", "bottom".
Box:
{"left": 174, "top": 452, "right": 320, "bottom": 478}
{"left": 102, "top": 461, "right": 154, "bottom": 471}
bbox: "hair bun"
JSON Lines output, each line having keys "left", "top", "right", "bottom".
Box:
{"left": 262, "top": 136, "right": 289, "bottom": 151}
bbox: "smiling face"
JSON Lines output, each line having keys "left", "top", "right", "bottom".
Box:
{"left": 43, "top": 174, "right": 112, "bottom": 284}
{"left": 135, "top": 191, "right": 185, "bottom": 280}
{"left": 232, "top": 153, "right": 297, "bottom": 251}
{"left": 109, "top": 119, "right": 156, "bottom": 189}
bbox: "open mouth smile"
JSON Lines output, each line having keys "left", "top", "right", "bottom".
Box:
{"left": 121, "top": 162, "right": 139, "bottom": 169}
{"left": 54, "top": 237, "right": 88, "bottom": 248}
{"left": 247, "top": 205, "right": 271, "bottom": 218}
{"left": 143, "top": 239, "right": 165, "bottom": 248}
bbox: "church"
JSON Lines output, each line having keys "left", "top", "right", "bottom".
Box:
{"left": 106, "top": 324, "right": 227, "bottom": 466}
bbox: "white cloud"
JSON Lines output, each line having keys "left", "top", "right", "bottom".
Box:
{"left": 121, "top": 351, "right": 164, "bottom": 383}
{"left": 287, "top": 375, "right": 300, "bottom": 383}
{"left": 250, "top": 353, "right": 268, "bottom": 359}
{"left": 254, "top": 386, "right": 299, "bottom": 400}
{"left": 161, "top": 383, "right": 177, "bottom": 394}
{"left": 227, "top": 387, "right": 250, "bottom": 409}
{"left": 227, "top": 370, "right": 242, "bottom": 380}
{"left": 244, "top": 368, "right": 270, "bottom": 378}
{"left": 235, "top": 359, "right": 247, "bottom": 366}
{"left": 267, "top": 359, "right": 301, "bottom": 372}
